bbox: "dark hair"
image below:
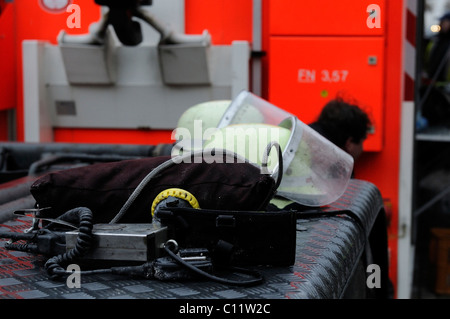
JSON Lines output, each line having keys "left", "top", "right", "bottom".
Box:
{"left": 440, "top": 12, "right": 450, "bottom": 22}
{"left": 310, "top": 98, "right": 371, "bottom": 148}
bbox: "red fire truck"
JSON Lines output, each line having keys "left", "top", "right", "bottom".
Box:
{"left": 0, "top": 0, "right": 444, "bottom": 299}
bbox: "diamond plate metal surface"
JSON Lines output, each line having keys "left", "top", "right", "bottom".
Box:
{"left": 0, "top": 180, "right": 383, "bottom": 299}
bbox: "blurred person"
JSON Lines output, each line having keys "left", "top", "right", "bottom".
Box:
{"left": 426, "top": 12, "right": 450, "bottom": 82}
{"left": 309, "top": 99, "right": 393, "bottom": 298}
{"left": 421, "top": 12, "right": 450, "bottom": 128}
{"left": 309, "top": 98, "right": 371, "bottom": 162}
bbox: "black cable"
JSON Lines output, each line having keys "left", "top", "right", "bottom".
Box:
{"left": 4, "top": 241, "right": 39, "bottom": 254}
{"left": 44, "top": 207, "right": 94, "bottom": 279}
{"left": 41, "top": 235, "right": 263, "bottom": 286}
{"left": 163, "top": 241, "right": 264, "bottom": 287}
{"left": 296, "top": 209, "right": 366, "bottom": 235}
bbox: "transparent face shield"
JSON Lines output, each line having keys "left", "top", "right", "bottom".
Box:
{"left": 211, "top": 90, "right": 354, "bottom": 207}
{"left": 217, "top": 90, "right": 294, "bottom": 128}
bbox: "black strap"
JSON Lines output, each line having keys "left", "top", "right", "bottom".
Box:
{"left": 296, "top": 209, "right": 366, "bottom": 237}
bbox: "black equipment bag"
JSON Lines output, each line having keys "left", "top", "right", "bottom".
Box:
{"left": 29, "top": 153, "right": 277, "bottom": 224}
{"left": 155, "top": 207, "right": 297, "bottom": 267}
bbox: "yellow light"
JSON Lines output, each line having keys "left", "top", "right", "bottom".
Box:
{"left": 431, "top": 24, "right": 441, "bottom": 33}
